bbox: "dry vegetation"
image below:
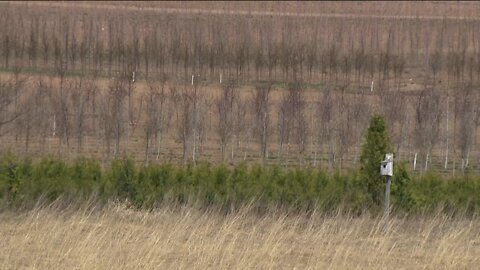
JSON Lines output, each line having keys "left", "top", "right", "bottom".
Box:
{"left": 1, "top": 202, "right": 479, "bottom": 269}
{"left": 0, "top": 1, "right": 479, "bottom": 172}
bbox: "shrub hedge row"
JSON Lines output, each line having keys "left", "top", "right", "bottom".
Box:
{"left": 0, "top": 154, "right": 479, "bottom": 215}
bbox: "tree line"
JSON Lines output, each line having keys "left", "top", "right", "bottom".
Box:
{"left": 0, "top": 71, "right": 479, "bottom": 173}
{"left": 2, "top": 3, "right": 480, "bottom": 89}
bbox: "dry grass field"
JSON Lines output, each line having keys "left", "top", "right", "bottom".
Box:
{"left": 1, "top": 202, "right": 479, "bottom": 269}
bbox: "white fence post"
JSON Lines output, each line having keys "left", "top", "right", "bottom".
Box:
{"left": 413, "top": 152, "right": 417, "bottom": 170}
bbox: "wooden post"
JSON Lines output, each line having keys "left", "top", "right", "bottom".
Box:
{"left": 381, "top": 153, "right": 393, "bottom": 216}
{"left": 384, "top": 175, "right": 391, "bottom": 216}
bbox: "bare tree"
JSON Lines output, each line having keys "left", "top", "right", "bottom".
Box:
{"left": 216, "top": 80, "right": 238, "bottom": 161}
{"left": 0, "top": 77, "right": 23, "bottom": 146}
{"left": 2, "top": 15, "right": 11, "bottom": 68}
{"left": 340, "top": 54, "right": 352, "bottom": 86}
{"left": 327, "top": 45, "right": 338, "bottom": 84}
{"left": 378, "top": 51, "right": 391, "bottom": 91}
{"left": 336, "top": 87, "right": 357, "bottom": 170}
{"left": 113, "top": 62, "right": 143, "bottom": 153}
{"left": 253, "top": 82, "right": 271, "bottom": 165}
{"left": 99, "top": 75, "right": 127, "bottom": 158}
{"left": 50, "top": 78, "right": 71, "bottom": 156}
{"left": 455, "top": 85, "right": 476, "bottom": 171}
{"left": 277, "top": 81, "right": 307, "bottom": 164}
{"left": 414, "top": 87, "right": 442, "bottom": 170}
{"left": 19, "top": 89, "right": 34, "bottom": 154}
{"left": 190, "top": 84, "right": 207, "bottom": 164}
{"left": 381, "top": 90, "right": 409, "bottom": 157}
{"left": 11, "top": 66, "right": 27, "bottom": 143}
{"left": 144, "top": 77, "right": 171, "bottom": 163}
{"left": 175, "top": 83, "right": 206, "bottom": 164}
{"left": 28, "top": 16, "right": 39, "bottom": 68}
{"left": 316, "top": 88, "right": 337, "bottom": 168}
{"left": 231, "top": 92, "right": 248, "bottom": 163}
{"left": 350, "top": 90, "right": 370, "bottom": 163}
{"left": 69, "top": 78, "right": 90, "bottom": 156}
{"left": 429, "top": 51, "right": 442, "bottom": 87}
{"left": 33, "top": 79, "right": 54, "bottom": 153}
{"left": 172, "top": 85, "right": 190, "bottom": 163}
{"left": 41, "top": 18, "right": 50, "bottom": 66}
{"left": 392, "top": 54, "right": 405, "bottom": 90}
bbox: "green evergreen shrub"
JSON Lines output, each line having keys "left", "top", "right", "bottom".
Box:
{"left": 391, "top": 162, "right": 414, "bottom": 211}
{"left": 134, "top": 163, "right": 173, "bottom": 208}
{"left": 103, "top": 158, "right": 136, "bottom": 201}
{"left": 70, "top": 158, "right": 102, "bottom": 201}
{"left": 359, "top": 114, "right": 393, "bottom": 211}
{"left": 0, "top": 153, "right": 479, "bottom": 215}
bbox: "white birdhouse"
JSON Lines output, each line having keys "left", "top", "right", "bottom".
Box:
{"left": 380, "top": 153, "right": 393, "bottom": 176}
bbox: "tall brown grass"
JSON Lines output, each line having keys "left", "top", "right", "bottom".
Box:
{"left": 1, "top": 201, "right": 479, "bottom": 269}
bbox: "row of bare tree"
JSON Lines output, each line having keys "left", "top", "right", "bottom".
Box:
{"left": 1, "top": 4, "right": 480, "bottom": 88}
{"left": 0, "top": 71, "right": 479, "bottom": 172}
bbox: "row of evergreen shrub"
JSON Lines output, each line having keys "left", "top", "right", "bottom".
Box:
{"left": 0, "top": 153, "right": 479, "bottom": 215}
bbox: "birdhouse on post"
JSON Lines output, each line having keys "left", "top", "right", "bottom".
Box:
{"left": 380, "top": 153, "right": 393, "bottom": 216}
{"left": 380, "top": 153, "right": 393, "bottom": 176}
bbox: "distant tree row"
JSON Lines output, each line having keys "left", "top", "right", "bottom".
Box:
{"left": 1, "top": 4, "right": 480, "bottom": 88}
{"left": 0, "top": 72, "right": 479, "bottom": 172}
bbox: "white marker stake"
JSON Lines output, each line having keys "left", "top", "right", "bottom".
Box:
{"left": 192, "top": 75, "right": 194, "bottom": 86}
{"left": 371, "top": 80, "right": 374, "bottom": 92}
{"left": 220, "top": 73, "right": 222, "bottom": 84}
{"left": 132, "top": 71, "right": 135, "bottom": 83}
{"left": 53, "top": 115, "right": 56, "bottom": 136}
{"left": 425, "top": 153, "right": 429, "bottom": 170}
{"left": 413, "top": 152, "right": 417, "bottom": 170}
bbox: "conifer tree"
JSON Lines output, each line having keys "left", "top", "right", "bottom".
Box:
{"left": 360, "top": 114, "right": 392, "bottom": 209}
